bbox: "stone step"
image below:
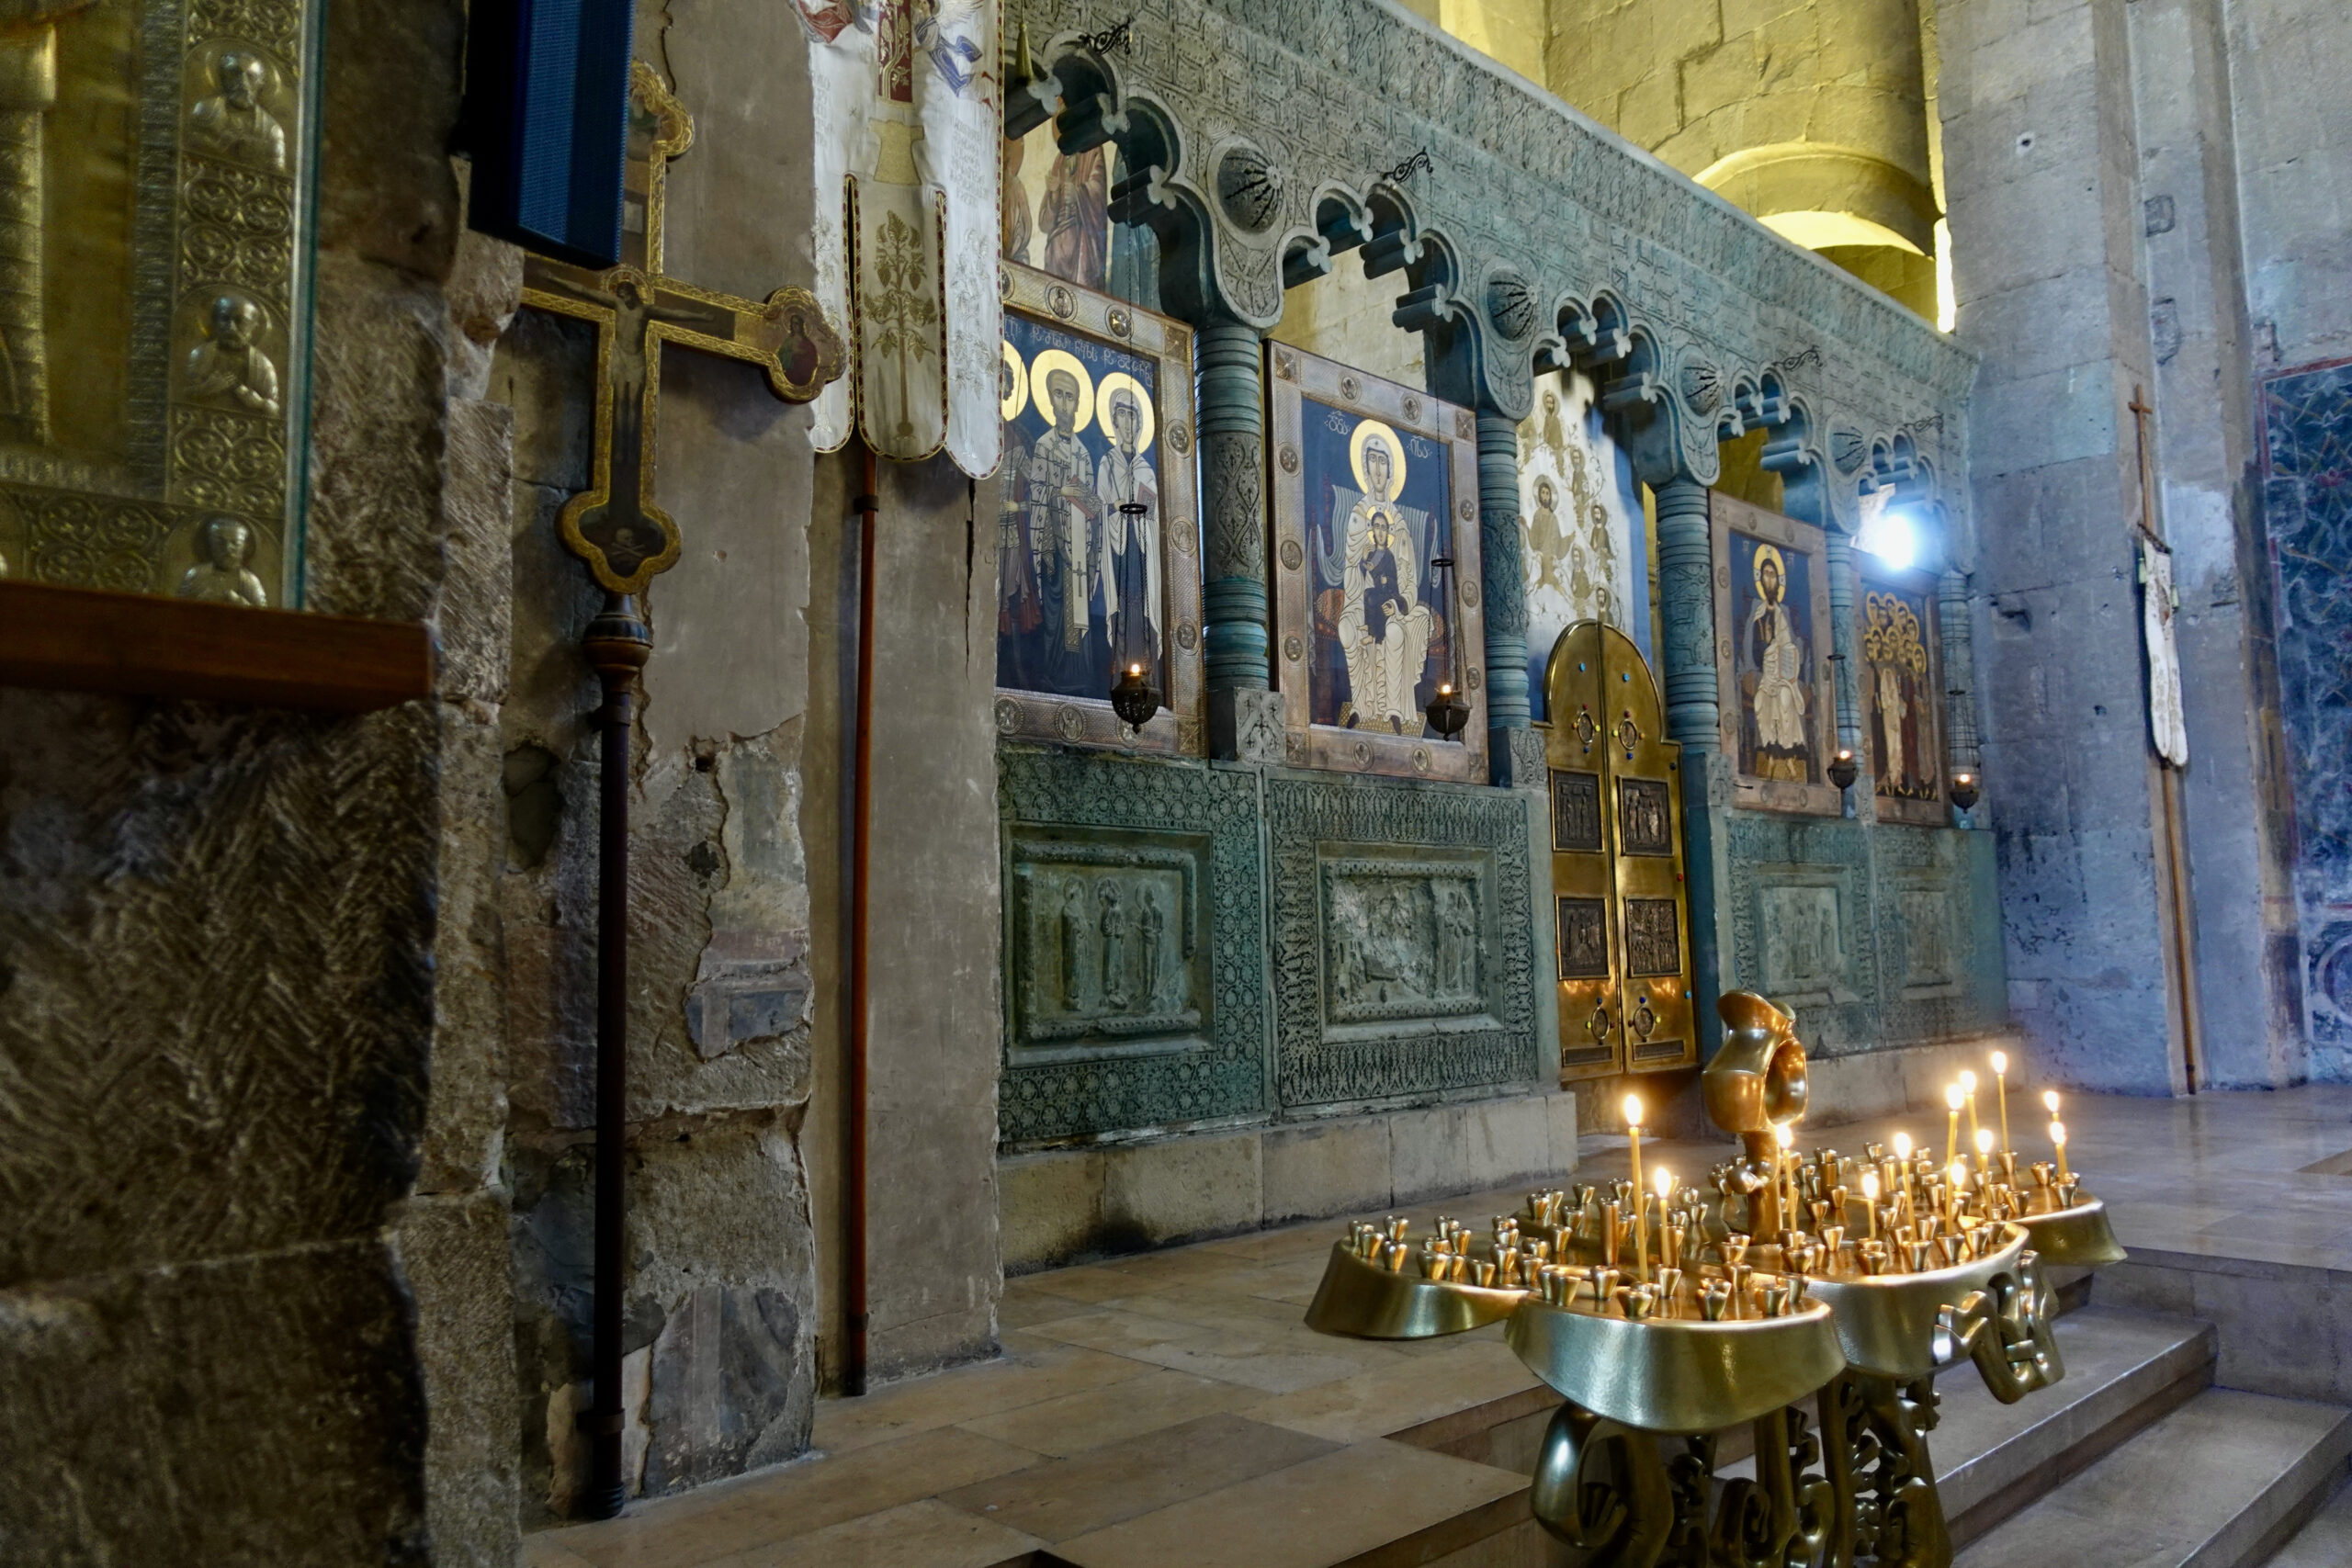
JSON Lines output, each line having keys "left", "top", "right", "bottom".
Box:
{"left": 2259, "top": 1475, "right": 2352, "bottom": 1567}
{"left": 1954, "top": 1387, "right": 2352, "bottom": 1568}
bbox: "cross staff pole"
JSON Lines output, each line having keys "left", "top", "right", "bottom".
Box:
{"left": 517, "top": 62, "right": 842, "bottom": 1517}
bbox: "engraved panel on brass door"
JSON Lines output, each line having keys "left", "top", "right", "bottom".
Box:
{"left": 1543, "top": 621, "right": 1695, "bottom": 1080}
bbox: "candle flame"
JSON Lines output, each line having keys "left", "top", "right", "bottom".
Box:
{"left": 2042, "top": 1089, "right": 2061, "bottom": 1114}
{"left": 1623, "top": 1093, "right": 1644, "bottom": 1129}
{"left": 1861, "top": 1170, "right": 1881, "bottom": 1200}
{"left": 1128, "top": 663, "right": 1143, "bottom": 676}
{"left": 1991, "top": 1050, "right": 2007, "bottom": 1076}
{"left": 1960, "top": 1069, "right": 1977, "bottom": 1093}
{"left": 1654, "top": 1164, "right": 1674, "bottom": 1199}
{"left": 1945, "top": 1083, "right": 1965, "bottom": 1111}
{"left": 1774, "top": 1122, "right": 1794, "bottom": 1148}
{"left": 1893, "top": 1132, "right": 1913, "bottom": 1159}
{"left": 1949, "top": 1158, "right": 1968, "bottom": 1188}
{"left": 1975, "top": 1127, "right": 1994, "bottom": 1155}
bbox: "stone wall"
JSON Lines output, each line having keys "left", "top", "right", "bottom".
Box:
{"left": 0, "top": 0, "right": 515, "bottom": 1558}
{"left": 490, "top": 4, "right": 829, "bottom": 1523}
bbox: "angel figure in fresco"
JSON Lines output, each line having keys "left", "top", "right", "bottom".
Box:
{"left": 1094, "top": 380, "right": 1159, "bottom": 674}
{"left": 1742, "top": 545, "right": 1812, "bottom": 780}
{"left": 1337, "top": 433, "right": 1433, "bottom": 733}
{"left": 914, "top": 0, "right": 983, "bottom": 94}
{"left": 1526, "top": 476, "right": 1566, "bottom": 596}
{"left": 190, "top": 50, "right": 287, "bottom": 172}
{"left": 1039, "top": 147, "right": 1108, "bottom": 288}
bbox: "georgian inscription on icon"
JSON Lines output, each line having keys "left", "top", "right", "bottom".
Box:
{"left": 1551, "top": 770, "right": 1601, "bottom": 853}
{"left": 0, "top": 0, "right": 318, "bottom": 604}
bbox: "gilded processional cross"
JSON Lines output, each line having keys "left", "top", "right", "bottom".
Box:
{"left": 514, "top": 59, "right": 844, "bottom": 1521}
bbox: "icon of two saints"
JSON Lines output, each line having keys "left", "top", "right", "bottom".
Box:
{"left": 997, "top": 341, "right": 1160, "bottom": 698}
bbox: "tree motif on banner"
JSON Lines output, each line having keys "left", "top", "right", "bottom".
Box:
{"left": 869, "top": 210, "right": 940, "bottom": 449}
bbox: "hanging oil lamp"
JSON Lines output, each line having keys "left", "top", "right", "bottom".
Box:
{"left": 1424, "top": 555, "right": 1472, "bottom": 739}
{"left": 1108, "top": 502, "right": 1161, "bottom": 728}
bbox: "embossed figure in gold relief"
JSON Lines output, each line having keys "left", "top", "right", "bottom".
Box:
{"left": 184, "top": 294, "right": 280, "bottom": 417}
{"left": 174, "top": 514, "right": 267, "bottom": 606}
{"left": 188, "top": 49, "right": 286, "bottom": 171}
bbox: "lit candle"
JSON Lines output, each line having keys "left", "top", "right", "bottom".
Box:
{"left": 1774, "top": 1121, "right": 1795, "bottom": 1234}
{"left": 1653, "top": 1164, "right": 1675, "bottom": 1274}
{"left": 1991, "top": 1051, "right": 2011, "bottom": 1153}
{"left": 1892, "top": 1132, "right": 1916, "bottom": 1224}
{"left": 2051, "top": 1120, "right": 2071, "bottom": 1183}
{"left": 1944, "top": 1084, "right": 1964, "bottom": 1170}
{"left": 1623, "top": 1094, "right": 1647, "bottom": 1283}
{"left": 1860, "top": 1170, "right": 1880, "bottom": 1240}
{"left": 1948, "top": 1159, "right": 1969, "bottom": 1225}
{"left": 1974, "top": 1126, "right": 1995, "bottom": 1200}
{"left": 1960, "top": 1069, "right": 1981, "bottom": 1148}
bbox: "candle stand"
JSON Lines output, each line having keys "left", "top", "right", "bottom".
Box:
{"left": 1305, "top": 992, "right": 2124, "bottom": 1567}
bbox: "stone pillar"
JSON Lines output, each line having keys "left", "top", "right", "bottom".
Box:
{"left": 1652, "top": 474, "right": 1717, "bottom": 750}
{"left": 1476, "top": 407, "right": 1536, "bottom": 784}
{"left": 1937, "top": 566, "right": 1980, "bottom": 789}
{"left": 1651, "top": 471, "right": 1727, "bottom": 1048}
{"left": 1195, "top": 314, "right": 1281, "bottom": 760}
{"left": 1826, "top": 527, "right": 1863, "bottom": 761}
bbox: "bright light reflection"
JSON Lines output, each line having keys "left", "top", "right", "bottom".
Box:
{"left": 1858, "top": 487, "right": 1919, "bottom": 570}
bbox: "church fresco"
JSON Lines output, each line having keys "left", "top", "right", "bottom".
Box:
{"left": 1516, "top": 368, "right": 1651, "bottom": 713}
{"left": 1860, "top": 566, "right": 1947, "bottom": 825}
{"left": 993, "top": 262, "right": 1203, "bottom": 754}
{"left": 1712, "top": 492, "right": 1842, "bottom": 816}
{"left": 1267, "top": 342, "right": 1487, "bottom": 783}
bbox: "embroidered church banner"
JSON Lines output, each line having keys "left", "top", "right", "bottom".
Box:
{"left": 1710, "top": 492, "right": 1841, "bottom": 817}
{"left": 992, "top": 262, "right": 1203, "bottom": 754}
{"left": 1267, "top": 343, "right": 1487, "bottom": 784}
{"left": 1517, "top": 368, "right": 1650, "bottom": 712}
{"left": 2142, "top": 535, "right": 2188, "bottom": 768}
{"left": 801, "top": 0, "right": 1000, "bottom": 473}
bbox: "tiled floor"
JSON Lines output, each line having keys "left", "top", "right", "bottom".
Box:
{"left": 524, "top": 1187, "right": 1554, "bottom": 1568}
{"left": 525, "top": 1086, "right": 2352, "bottom": 1567}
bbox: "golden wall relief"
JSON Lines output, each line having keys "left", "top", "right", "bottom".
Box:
{"left": 0, "top": 0, "right": 312, "bottom": 605}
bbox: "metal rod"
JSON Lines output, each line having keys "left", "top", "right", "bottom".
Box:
{"left": 845, "top": 446, "right": 878, "bottom": 1396}
{"left": 582, "top": 592, "right": 650, "bottom": 1519}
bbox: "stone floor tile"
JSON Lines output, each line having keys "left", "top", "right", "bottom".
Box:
{"left": 935, "top": 1412, "right": 1342, "bottom": 1542}
{"left": 541, "top": 1427, "right": 1045, "bottom": 1568}
{"left": 1241, "top": 1335, "right": 1542, "bottom": 1445}
{"left": 996, "top": 1289, "right": 1108, "bottom": 1330}
{"left": 2268, "top": 1475, "right": 2352, "bottom": 1567}
{"left": 1046, "top": 1438, "right": 1526, "bottom": 1568}
{"left": 522, "top": 1540, "right": 600, "bottom": 1568}
{"left": 956, "top": 1366, "right": 1267, "bottom": 1457}
{"left": 1011, "top": 1263, "right": 1163, "bottom": 1303}
{"left": 708, "top": 1499, "right": 1044, "bottom": 1568}
{"left": 810, "top": 1340, "right": 1155, "bottom": 1454}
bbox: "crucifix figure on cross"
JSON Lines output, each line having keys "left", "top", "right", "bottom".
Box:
{"left": 522, "top": 60, "right": 846, "bottom": 595}
{"left": 512, "top": 59, "right": 845, "bottom": 1523}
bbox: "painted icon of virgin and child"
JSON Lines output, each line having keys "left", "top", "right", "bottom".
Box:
{"left": 1308, "top": 414, "right": 1450, "bottom": 736}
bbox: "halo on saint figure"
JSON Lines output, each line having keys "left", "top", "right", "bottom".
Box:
{"left": 1000, "top": 341, "right": 1029, "bottom": 423}
{"left": 1027, "top": 348, "right": 1094, "bottom": 434}
{"left": 1750, "top": 541, "right": 1787, "bottom": 603}
{"left": 1349, "top": 418, "right": 1407, "bottom": 501}
{"left": 1095, "top": 371, "right": 1155, "bottom": 454}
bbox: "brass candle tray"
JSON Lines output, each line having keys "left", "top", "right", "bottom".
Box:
{"left": 1302, "top": 1235, "right": 1527, "bottom": 1339}
{"left": 1507, "top": 1288, "right": 1842, "bottom": 1434}
{"left": 2016, "top": 1192, "right": 2126, "bottom": 1268}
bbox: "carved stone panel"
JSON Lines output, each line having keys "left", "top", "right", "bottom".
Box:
{"left": 998, "top": 747, "right": 1270, "bottom": 1145}
{"left": 1896, "top": 886, "right": 1953, "bottom": 989}
{"left": 1761, "top": 884, "right": 1845, "bottom": 998}
{"left": 1268, "top": 772, "right": 1538, "bottom": 1110}
{"left": 1320, "top": 857, "right": 1487, "bottom": 1023}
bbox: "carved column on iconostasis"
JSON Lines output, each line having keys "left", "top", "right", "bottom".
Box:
{"left": 1476, "top": 406, "right": 1531, "bottom": 740}
{"left": 1824, "top": 527, "right": 1863, "bottom": 762}
{"left": 1196, "top": 313, "right": 1276, "bottom": 743}
{"left": 1652, "top": 473, "right": 1718, "bottom": 753}
{"left": 1939, "top": 561, "right": 1981, "bottom": 806}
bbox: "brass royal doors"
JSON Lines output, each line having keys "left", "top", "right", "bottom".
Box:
{"left": 1544, "top": 623, "right": 1696, "bottom": 1079}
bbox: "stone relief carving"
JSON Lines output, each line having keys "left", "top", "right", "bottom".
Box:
{"left": 1267, "top": 773, "right": 1537, "bottom": 1108}
{"left": 1555, "top": 895, "right": 1607, "bottom": 979}
{"left": 1321, "top": 858, "right": 1486, "bottom": 1023}
{"left": 1761, "top": 884, "right": 1844, "bottom": 995}
{"left": 1551, "top": 769, "right": 1600, "bottom": 852}
{"left": 998, "top": 749, "right": 1268, "bottom": 1144}
{"left": 1898, "top": 887, "right": 1951, "bottom": 988}
{"left": 1623, "top": 897, "right": 1681, "bottom": 978}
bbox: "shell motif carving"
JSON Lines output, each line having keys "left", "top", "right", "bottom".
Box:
{"left": 1485, "top": 271, "right": 1538, "bottom": 342}
{"left": 1831, "top": 427, "right": 1869, "bottom": 475}
{"left": 1216, "top": 144, "right": 1284, "bottom": 233}
{"left": 1680, "top": 360, "right": 1724, "bottom": 418}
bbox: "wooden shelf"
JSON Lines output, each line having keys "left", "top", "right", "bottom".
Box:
{"left": 0, "top": 581, "right": 435, "bottom": 713}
